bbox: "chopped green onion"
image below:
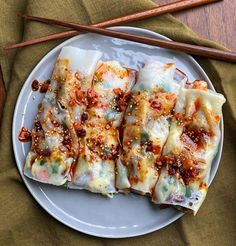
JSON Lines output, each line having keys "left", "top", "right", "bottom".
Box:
{"left": 39, "top": 160, "right": 45, "bottom": 166}
{"left": 62, "top": 180, "right": 69, "bottom": 188}
{"left": 52, "top": 165, "right": 59, "bottom": 174}
{"left": 103, "top": 146, "right": 110, "bottom": 155}
{"left": 163, "top": 186, "right": 168, "bottom": 192}
{"left": 141, "top": 131, "right": 149, "bottom": 142}
{"left": 185, "top": 187, "right": 191, "bottom": 198}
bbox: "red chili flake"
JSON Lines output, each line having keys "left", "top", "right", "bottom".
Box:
{"left": 182, "top": 126, "right": 211, "bottom": 149}
{"left": 81, "top": 112, "right": 88, "bottom": 121}
{"left": 168, "top": 166, "right": 177, "bottom": 175}
{"left": 69, "top": 99, "right": 76, "bottom": 107}
{"left": 215, "top": 115, "right": 221, "bottom": 122}
{"left": 105, "top": 123, "right": 111, "bottom": 130}
{"left": 31, "top": 80, "right": 39, "bottom": 91}
{"left": 74, "top": 123, "right": 86, "bottom": 138}
{"left": 42, "top": 148, "right": 51, "bottom": 156}
{"left": 18, "top": 127, "right": 32, "bottom": 142}
{"left": 191, "top": 98, "right": 201, "bottom": 115}
{"left": 113, "top": 88, "right": 123, "bottom": 95}
{"left": 152, "top": 145, "right": 161, "bottom": 155}
{"left": 191, "top": 80, "right": 208, "bottom": 90}
{"left": 182, "top": 158, "right": 194, "bottom": 169}
{"left": 40, "top": 79, "right": 50, "bottom": 93}
{"left": 179, "top": 168, "right": 199, "bottom": 185}
{"left": 87, "top": 88, "right": 100, "bottom": 108}
{"left": 62, "top": 136, "right": 72, "bottom": 145}
{"left": 150, "top": 99, "right": 162, "bottom": 111}
{"left": 170, "top": 107, "right": 175, "bottom": 115}
{"left": 94, "top": 137, "right": 103, "bottom": 146}
{"left": 162, "top": 155, "right": 175, "bottom": 165}
{"left": 34, "top": 120, "right": 42, "bottom": 131}
{"left": 137, "top": 161, "right": 141, "bottom": 170}
{"left": 76, "top": 128, "right": 86, "bottom": 138}
{"left": 61, "top": 124, "right": 72, "bottom": 150}
{"left": 51, "top": 120, "right": 60, "bottom": 127}
{"left": 74, "top": 122, "right": 81, "bottom": 129}
{"left": 116, "top": 92, "right": 131, "bottom": 112}
{"left": 181, "top": 172, "right": 191, "bottom": 185}
{"left": 175, "top": 112, "right": 183, "bottom": 120}
{"left": 146, "top": 141, "right": 153, "bottom": 152}
{"left": 128, "top": 176, "right": 139, "bottom": 184}
{"left": 75, "top": 89, "right": 84, "bottom": 105}
{"left": 156, "top": 158, "right": 162, "bottom": 167}
{"left": 62, "top": 134, "right": 72, "bottom": 150}
{"left": 111, "top": 146, "right": 119, "bottom": 160}
{"left": 200, "top": 182, "right": 208, "bottom": 189}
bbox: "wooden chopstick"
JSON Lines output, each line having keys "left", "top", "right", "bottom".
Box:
{"left": 18, "top": 14, "right": 236, "bottom": 63}
{"left": 4, "top": 0, "right": 221, "bottom": 50}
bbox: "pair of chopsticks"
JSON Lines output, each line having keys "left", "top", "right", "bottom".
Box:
{"left": 5, "top": 0, "right": 236, "bottom": 63}
{"left": 5, "top": 0, "right": 220, "bottom": 49}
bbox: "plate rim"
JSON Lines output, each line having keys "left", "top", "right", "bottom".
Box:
{"left": 12, "top": 26, "right": 224, "bottom": 238}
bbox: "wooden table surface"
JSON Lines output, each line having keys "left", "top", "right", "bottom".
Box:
{"left": 155, "top": 0, "right": 235, "bottom": 50}
{"left": 0, "top": 0, "right": 235, "bottom": 118}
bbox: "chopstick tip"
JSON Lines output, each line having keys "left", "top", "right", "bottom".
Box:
{"left": 18, "top": 13, "right": 27, "bottom": 19}
{"left": 3, "top": 44, "right": 17, "bottom": 50}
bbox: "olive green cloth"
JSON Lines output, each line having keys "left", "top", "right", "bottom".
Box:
{"left": 0, "top": 0, "right": 235, "bottom": 245}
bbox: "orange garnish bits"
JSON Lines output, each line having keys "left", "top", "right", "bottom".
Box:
{"left": 18, "top": 127, "right": 32, "bottom": 142}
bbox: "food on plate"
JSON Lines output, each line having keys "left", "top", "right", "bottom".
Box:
{"left": 152, "top": 80, "right": 226, "bottom": 214}
{"left": 23, "top": 46, "right": 102, "bottom": 185}
{"left": 20, "top": 46, "right": 226, "bottom": 214}
{"left": 116, "top": 61, "right": 181, "bottom": 193}
{"left": 71, "top": 61, "right": 136, "bottom": 195}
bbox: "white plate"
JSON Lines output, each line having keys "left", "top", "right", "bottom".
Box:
{"left": 12, "top": 26, "right": 223, "bottom": 238}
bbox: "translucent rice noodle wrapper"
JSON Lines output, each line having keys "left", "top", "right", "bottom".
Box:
{"left": 152, "top": 81, "right": 226, "bottom": 214}
{"left": 71, "top": 61, "right": 136, "bottom": 196}
{"left": 24, "top": 47, "right": 102, "bottom": 186}
{"left": 116, "top": 61, "right": 182, "bottom": 194}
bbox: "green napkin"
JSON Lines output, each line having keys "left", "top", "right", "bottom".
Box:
{"left": 0, "top": 0, "right": 235, "bottom": 245}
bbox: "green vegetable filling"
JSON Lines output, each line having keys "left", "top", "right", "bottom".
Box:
{"left": 52, "top": 164, "right": 59, "bottom": 174}
{"left": 185, "top": 187, "right": 191, "bottom": 198}
{"left": 141, "top": 131, "right": 149, "bottom": 143}
{"left": 103, "top": 147, "right": 110, "bottom": 155}
{"left": 39, "top": 160, "right": 45, "bottom": 166}
{"left": 163, "top": 185, "right": 168, "bottom": 192}
{"left": 62, "top": 180, "right": 69, "bottom": 188}
{"left": 168, "top": 176, "right": 176, "bottom": 185}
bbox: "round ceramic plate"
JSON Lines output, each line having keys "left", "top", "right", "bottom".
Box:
{"left": 12, "top": 26, "right": 223, "bottom": 238}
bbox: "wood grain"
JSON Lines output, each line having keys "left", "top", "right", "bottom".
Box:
{"left": 155, "top": 0, "right": 236, "bottom": 50}
{"left": 0, "top": 0, "right": 234, "bottom": 116}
